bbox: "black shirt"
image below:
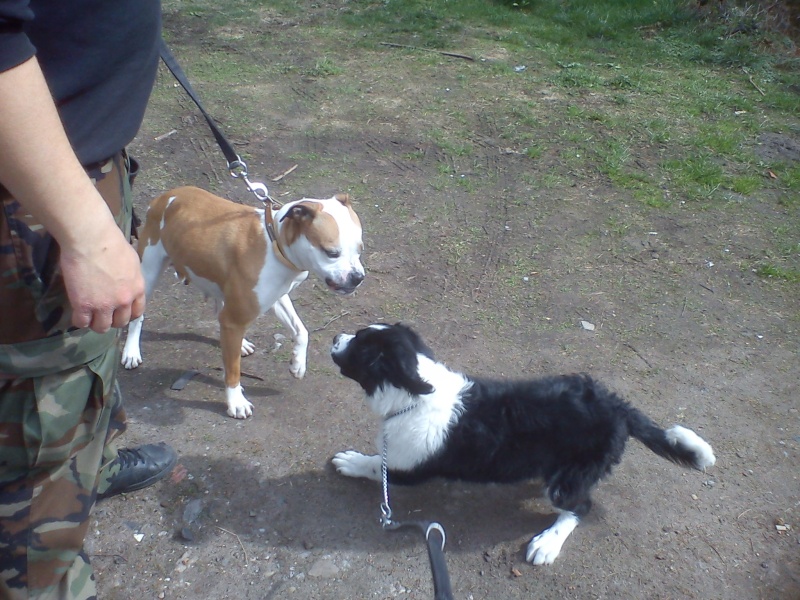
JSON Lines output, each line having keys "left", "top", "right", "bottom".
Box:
{"left": 0, "top": 0, "right": 161, "bottom": 165}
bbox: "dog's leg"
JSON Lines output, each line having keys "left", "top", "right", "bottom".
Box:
{"left": 526, "top": 511, "right": 580, "bottom": 565}
{"left": 214, "top": 299, "right": 255, "bottom": 357}
{"left": 271, "top": 294, "right": 308, "bottom": 379}
{"left": 121, "top": 240, "right": 169, "bottom": 369}
{"left": 219, "top": 308, "right": 254, "bottom": 419}
{"left": 332, "top": 451, "right": 382, "bottom": 482}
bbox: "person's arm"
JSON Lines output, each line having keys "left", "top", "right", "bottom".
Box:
{"left": 0, "top": 56, "right": 145, "bottom": 333}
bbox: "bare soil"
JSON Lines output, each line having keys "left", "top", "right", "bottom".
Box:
{"left": 87, "top": 7, "right": 799, "bottom": 600}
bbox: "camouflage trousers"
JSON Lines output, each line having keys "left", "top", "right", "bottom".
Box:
{"left": 0, "top": 153, "right": 134, "bottom": 600}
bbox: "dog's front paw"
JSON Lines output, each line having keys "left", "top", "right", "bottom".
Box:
{"left": 121, "top": 349, "right": 142, "bottom": 370}
{"left": 289, "top": 355, "right": 306, "bottom": 379}
{"left": 241, "top": 338, "right": 256, "bottom": 357}
{"left": 332, "top": 451, "right": 381, "bottom": 481}
{"left": 225, "top": 385, "right": 254, "bottom": 419}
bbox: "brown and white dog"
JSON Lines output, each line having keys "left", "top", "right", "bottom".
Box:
{"left": 121, "top": 186, "right": 365, "bottom": 418}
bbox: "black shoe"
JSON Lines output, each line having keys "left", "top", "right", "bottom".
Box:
{"left": 97, "top": 442, "right": 178, "bottom": 501}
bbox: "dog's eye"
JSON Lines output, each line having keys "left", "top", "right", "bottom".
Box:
{"left": 325, "top": 249, "right": 341, "bottom": 259}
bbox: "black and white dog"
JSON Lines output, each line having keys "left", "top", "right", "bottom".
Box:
{"left": 330, "top": 323, "right": 716, "bottom": 565}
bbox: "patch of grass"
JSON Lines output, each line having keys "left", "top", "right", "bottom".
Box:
{"left": 304, "top": 58, "right": 343, "bottom": 78}
{"left": 755, "top": 264, "right": 800, "bottom": 282}
{"left": 428, "top": 129, "right": 473, "bottom": 158}
{"left": 729, "top": 175, "right": 762, "bottom": 195}
{"left": 662, "top": 153, "right": 725, "bottom": 200}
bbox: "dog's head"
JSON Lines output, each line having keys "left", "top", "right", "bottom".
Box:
{"left": 331, "top": 323, "right": 435, "bottom": 396}
{"left": 277, "top": 194, "right": 364, "bottom": 294}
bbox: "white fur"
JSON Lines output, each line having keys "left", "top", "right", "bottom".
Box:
{"left": 368, "top": 355, "right": 469, "bottom": 471}
{"left": 226, "top": 384, "right": 254, "bottom": 419}
{"left": 121, "top": 315, "right": 144, "bottom": 369}
{"left": 666, "top": 425, "right": 716, "bottom": 469}
{"left": 332, "top": 450, "right": 382, "bottom": 481}
{"left": 526, "top": 511, "right": 580, "bottom": 565}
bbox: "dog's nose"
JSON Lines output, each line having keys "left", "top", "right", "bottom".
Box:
{"left": 333, "top": 333, "right": 344, "bottom": 346}
{"left": 348, "top": 272, "right": 365, "bottom": 288}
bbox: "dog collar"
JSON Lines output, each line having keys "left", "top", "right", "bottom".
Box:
{"left": 384, "top": 402, "right": 419, "bottom": 422}
{"left": 264, "top": 208, "right": 302, "bottom": 272}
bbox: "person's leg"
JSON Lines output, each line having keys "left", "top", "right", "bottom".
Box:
{"left": 0, "top": 348, "right": 116, "bottom": 600}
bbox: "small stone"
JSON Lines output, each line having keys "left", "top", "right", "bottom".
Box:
{"left": 308, "top": 558, "right": 339, "bottom": 578}
{"left": 133, "top": 533, "right": 144, "bottom": 542}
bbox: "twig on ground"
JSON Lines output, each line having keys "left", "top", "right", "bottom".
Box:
{"left": 154, "top": 129, "right": 177, "bottom": 142}
{"left": 744, "top": 68, "right": 765, "bottom": 96}
{"left": 380, "top": 42, "right": 475, "bottom": 61}
{"left": 313, "top": 311, "right": 350, "bottom": 332}
{"left": 623, "top": 342, "right": 653, "bottom": 369}
{"left": 216, "top": 526, "right": 248, "bottom": 564}
{"left": 700, "top": 535, "right": 726, "bottom": 565}
{"left": 272, "top": 164, "right": 298, "bottom": 182}
{"left": 212, "top": 366, "right": 264, "bottom": 381}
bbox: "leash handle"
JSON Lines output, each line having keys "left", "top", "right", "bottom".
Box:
{"left": 385, "top": 521, "right": 454, "bottom": 600}
{"left": 424, "top": 524, "right": 454, "bottom": 600}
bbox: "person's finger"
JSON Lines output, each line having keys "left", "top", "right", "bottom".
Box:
{"left": 130, "top": 290, "right": 146, "bottom": 321}
{"left": 89, "top": 309, "right": 113, "bottom": 334}
{"left": 111, "top": 304, "right": 132, "bottom": 329}
{"left": 71, "top": 304, "right": 93, "bottom": 329}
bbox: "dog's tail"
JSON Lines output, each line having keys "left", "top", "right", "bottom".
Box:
{"left": 626, "top": 409, "right": 716, "bottom": 470}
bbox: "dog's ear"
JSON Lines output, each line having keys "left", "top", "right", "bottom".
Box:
{"left": 334, "top": 193, "right": 351, "bottom": 206}
{"left": 280, "top": 201, "right": 320, "bottom": 222}
{"left": 383, "top": 333, "right": 435, "bottom": 396}
{"left": 393, "top": 322, "right": 436, "bottom": 361}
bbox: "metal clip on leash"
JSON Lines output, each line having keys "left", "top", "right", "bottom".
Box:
{"left": 228, "top": 159, "right": 281, "bottom": 209}
{"left": 381, "top": 428, "right": 454, "bottom": 600}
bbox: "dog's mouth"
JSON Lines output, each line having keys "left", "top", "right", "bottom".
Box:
{"left": 326, "top": 277, "right": 363, "bottom": 295}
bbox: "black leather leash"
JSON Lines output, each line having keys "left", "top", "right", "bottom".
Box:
{"left": 158, "top": 38, "right": 273, "bottom": 205}
{"left": 384, "top": 520, "right": 453, "bottom": 600}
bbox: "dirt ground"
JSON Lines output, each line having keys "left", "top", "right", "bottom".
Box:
{"left": 87, "top": 8, "right": 799, "bottom": 600}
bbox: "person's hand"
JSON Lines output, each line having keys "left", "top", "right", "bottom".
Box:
{"left": 59, "top": 223, "right": 145, "bottom": 333}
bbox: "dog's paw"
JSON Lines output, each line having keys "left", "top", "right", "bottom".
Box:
{"left": 289, "top": 356, "right": 306, "bottom": 379}
{"left": 332, "top": 451, "right": 381, "bottom": 481}
{"left": 121, "top": 350, "right": 142, "bottom": 370}
{"left": 525, "top": 512, "right": 579, "bottom": 566}
{"left": 225, "top": 385, "right": 254, "bottom": 419}
{"left": 526, "top": 531, "right": 562, "bottom": 565}
{"left": 241, "top": 338, "right": 256, "bottom": 357}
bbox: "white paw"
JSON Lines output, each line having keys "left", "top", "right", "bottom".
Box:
{"left": 289, "top": 349, "right": 306, "bottom": 379}
{"left": 121, "top": 349, "right": 142, "bottom": 370}
{"left": 525, "top": 512, "right": 579, "bottom": 566}
{"left": 241, "top": 338, "right": 256, "bottom": 357}
{"left": 122, "top": 316, "right": 144, "bottom": 369}
{"left": 332, "top": 451, "right": 381, "bottom": 481}
{"left": 225, "top": 385, "right": 254, "bottom": 419}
